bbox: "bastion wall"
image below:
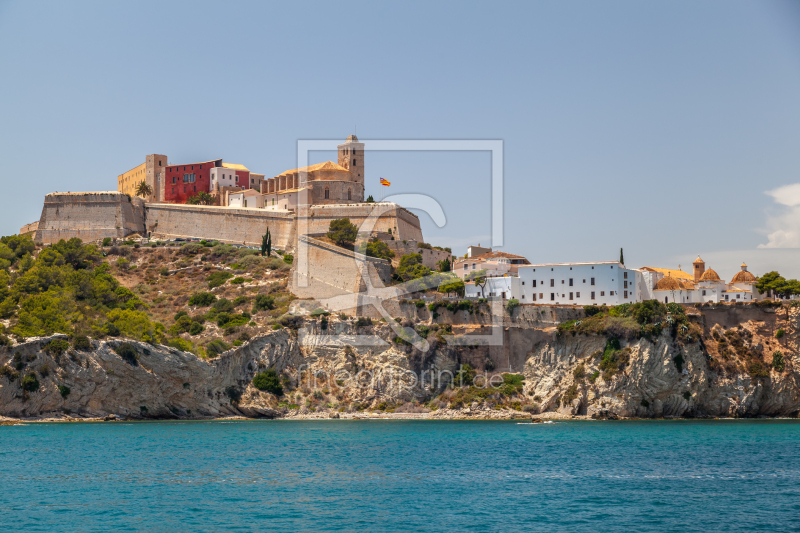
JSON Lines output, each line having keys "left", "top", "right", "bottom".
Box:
{"left": 291, "top": 235, "right": 394, "bottom": 314}
{"left": 34, "top": 192, "right": 145, "bottom": 244}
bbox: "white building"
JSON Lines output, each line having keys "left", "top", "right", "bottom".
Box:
{"left": 464, "top": 261, "right": 642, "bottom": 305}
{"left": 262, "top": 187, "right": 305, "bottom": 212}
{"left": 228, "top": 189, "right": 264, "bottom": 209}
{"left": 464, "top": 276, "right": 519, "bottom": 299}
{"left": 647, "top": 258, "right": 761, "bottom": 304}
{"left": 210, "top": 167, "right": 242, "bottom": 190}
{"left": 454, "top": 250, "right": 530, "bottom": 280}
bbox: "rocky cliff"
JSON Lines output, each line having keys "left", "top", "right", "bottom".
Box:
{"left": 1, "top": 304, "right": 798, "bottom": 420}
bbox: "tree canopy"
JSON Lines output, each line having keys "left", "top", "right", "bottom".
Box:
{"left": 327, "top": 218, "right": 358, "bottom": 247}
{"left": 356, "top": 239, "right": 395, "bottom": 261}
{"left": 756, "top": 271, "right": 800, "bottom": 299}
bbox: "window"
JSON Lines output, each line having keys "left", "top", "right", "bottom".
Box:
{"left": 624, "top": 272, "right": 628, "bottom": 279}
{"left": 521, "top": 295, "right": 525, "bottom": 299}
{"left": 576, "top": 292, "right": 580, "bottom": 298}
{"left": 702, "top": 290, "right": 707, "bottom": 296}
{"left": 348, "top": 189, "right": 352, "bottom": 200}
{"left": 591, "top": 278, "right": 595, "bottom": 285}
{"left": 624, "top": 291, "right": 628, "bottom": 298}
{"left": 624, "top": 281, "right": 628, "bottom": 288}
{"left": 353, "top": 159, "right": 357, "bottom": 165}
{"left": 569, "top": 278, "right": 573, "bottom": 286}
{"left": 522, "top": 281, "right": 525, "bottom": 285}
{"left": 463, "top": 263, "right": 468, "bottom": 270}
{"left": 561, "top": 280, "right": 564, "bottom": 284}
{"left": 569, "top": 292, "right": 573, "bottom": 300}
{"left": 533, "top": 294, "right": 537, "bottom": 301}
{"left": 324, "top": 187, "right": 329, "bottom": 199}
{"left": 159, "top": 160, "right": 161, "bottom": 166}
{"left": 550, "top": 279, "right": 554, "bottom": 287}
{"left": 353, "top": 149, "right": 357, "bottom": 155}
{"left": 610, "top": 291, "right": 615, "bottom": 296}
{"left": 583, "top": 279, "right": 585, "bottom": 283}
{"left": 472, "top": 263, "right": 476, "bottom": 269}
{"left": 539, "top": 293, "right": 543, "bottom": 299}
{"left": 591, "top": 291, "right": 595, "bottom": 299}
{"left": 550, "top": 293, "right": 555, "bottom": 301}
{"left": 601, "top": 291, "right": 605, "bottom": 296}
{"left": 532, "top": 280, "right": 536, "bottom": 287}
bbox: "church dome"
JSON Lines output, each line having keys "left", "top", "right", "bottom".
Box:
{"left": 655, "top": 276, "right": 693, "bottom": 291}
{"left": 346, "top": 134, "right": 359, "bottom": 142}
{"left": 731, "top": 270, "right": 757, "bottom": 283}
{"left": 699, "top": 268, "right": 720, "bottom": 281}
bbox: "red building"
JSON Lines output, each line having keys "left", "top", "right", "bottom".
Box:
{"left": 164, "top": 159, "right": 251, "bottom": 204}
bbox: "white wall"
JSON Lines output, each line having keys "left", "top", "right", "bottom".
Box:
{"left": 211, "top": 167, "right": 240, "bottom": 190}
{"left": 516, "top": 262, "right": 641, "bottom": 305}
{"left": 263, "top": 190, "right": 299, "bottom": 212}
{"left": 465, "top": 276, "right": 518, "bottom": 299}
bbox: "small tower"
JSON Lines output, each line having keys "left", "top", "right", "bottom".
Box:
{"left": 693, "top": 255, "right": 705, "bottom": 282}
{"left": 337, "top": 134, "right": 365, "bottom": 184}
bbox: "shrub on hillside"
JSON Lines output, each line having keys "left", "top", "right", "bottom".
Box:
{"left": 776, "top": 329, "right": 785, "bottom": 339}
{"left": 206, "top": 339, "right": 230, "bottom": 358}
{"left": 772, "top": 351, "right": 785, "bottom": 372}
{"left": 58, "top": 385, "right": 71, "bottom": 398}
{"left": 189, "top": 292, "right": 216, "bottom": 306}
{"left": 73, "top": 335, "right": 92, "bottom": 351}
{"left": 252, "top": 294, "right": 275, "bottom": 313}
{"left": 207, "top": 271, "right": 233, "bottom": 289}
{"left": 252, "top": 369, "right": 284, "bottom": 396}
{"left": 506, "top": 298, "right": 520, "bottom": 314}
{"left": 45, "top": 339, "right": 70, "bottom": 356}
{"left": 21, "top": 373, "right": 39, "bottom": 392}
{"left": 114, "top": 342, "right": 138, "bottom": 365}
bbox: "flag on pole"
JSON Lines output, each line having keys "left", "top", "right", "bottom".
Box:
{"left": 380, "top": 177, "right": 391, "bottom": 186}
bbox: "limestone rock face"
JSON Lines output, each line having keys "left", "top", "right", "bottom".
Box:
{"left": 523, "top": 308, "right": 800, "bottom": 418}
{"left": 1, "top": 307, "right": 798, "bottom": 420}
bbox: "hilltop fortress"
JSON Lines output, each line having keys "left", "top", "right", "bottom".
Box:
{"left": 26, "top": 136, "right": 424, "bottom": 250}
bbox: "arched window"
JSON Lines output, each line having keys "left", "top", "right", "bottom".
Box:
{"left": 348, "top": 189, "right": 352, "bottom": 200}
{"left": 324, "top": 187, "right": 329, "bottom": 199}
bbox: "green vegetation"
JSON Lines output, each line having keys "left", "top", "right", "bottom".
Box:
{"left": 776, "top": 329, "right": 784, "bottom": 339}
{"left": 673, "top": 352, "right": 685, "bottom": 373}
{"left": 252, "top": 369, "right": 284, "bottom": 396}
{"left": 558, "top": 300, "right": 699, "bottom": 342}
{"left": 252, "top": 294, "right": 275, "bottom": 313}
{"left": 114, "top": 343, "right": 138, "bottom": 365}
{"left": 356, "top": 239, "right": 395, "bottom": 261}
{"left": 597, "top": 338, "right": 632, "bottom": 381}
{"left": 207, "top": 271, "right": 233, "bottom": 289}
{"left": 45, "top": 339, "right": 70, "bottom": 356}
{"left": 437, "top": 258, "right": 451, "bottom": 272}
{"left": 327, "top": 218, "right": 358, "bottom": 247}
{"left": 355, "top": 317, "right": 373, "bottom": 327}
{"left": 58, "top": 385, "right": 71, "bottom": 398}
{"left": 186, "top": 191, "right": 214, "bottom": 205}
{"left": 189, "top": 292, "right": 216, "bottom": 306}
{"left": 453, "top": 364, "right": 476, "bottom": 387}
{"left": 772, "top": 351, "right": 785, "bottom": 372}
{"left": 21, "top": 373, "right": 39, "bottom": 392}
{"left": 755, "top": 271, "right": 800, "bottom": 299}
{"left": 261, "top": 228, "right": 272, "bottom": 257}
{"left": 506, "top": 298, "right": 520, "bottom": 314}
{"left": 438, "top": 277, "right": 464, "bottom": 298}
{"left": 206, "top": 339, "right": 230, "bottom": 357}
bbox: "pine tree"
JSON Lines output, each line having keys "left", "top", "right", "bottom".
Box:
{"left": 620, "top": 248, "right": 624, "bottom": 266}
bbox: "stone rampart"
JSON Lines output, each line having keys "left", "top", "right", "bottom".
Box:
{"left": 35, "top": 192, "right": 145, "bottom": 244}
{"left": 146, "top": 204, "right": 296, "bottom": 250}
{"left": 291, "top": 235, "right": 394, "bottom": 314}
{"left": 18, "top": 221, "right": 39, "bottom": 236}
{"left": 384, "top": 240, "right": 451, "bottom": 269}
{"left": 298, "top": 203, "right": 423, "bottom": 242}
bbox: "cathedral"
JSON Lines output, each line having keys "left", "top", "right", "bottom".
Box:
{"left": 261, "top": 135, "right": 365, "bottom": 211}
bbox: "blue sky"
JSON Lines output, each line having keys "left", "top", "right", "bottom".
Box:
{"left": 1, "top": 0, "right": 799, "bottom": 279}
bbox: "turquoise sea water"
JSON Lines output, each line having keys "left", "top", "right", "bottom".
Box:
{"left": 1, "top": 420, "right": 799, "bottom": 532}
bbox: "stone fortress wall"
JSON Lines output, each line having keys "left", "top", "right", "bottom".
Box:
{"left": 29, "top": 194, "right": 424, "bottom": 252}
{"left": 34, "top": 192, "right": 146, "bottom": 244}
{"left": 146, "top": 203, "right": 297, "bottom": 251}
{"left": 290, "top": 235, "right": 394, "bottom": 314}
{"left": 383, "top": 239, "right": 451, "bottom": 269}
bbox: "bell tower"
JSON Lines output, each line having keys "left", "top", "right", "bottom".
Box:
{"left": 693, "top": 255, "right": 705, "bottom": 282}
{"left": 337, "top": 134, "right": 365, "bottom": 201}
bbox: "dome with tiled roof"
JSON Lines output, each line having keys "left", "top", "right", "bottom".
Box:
{"left": 655, "top": 276, "right": 694, "bottom": 291}
{"left": 699, "top": 268, "right": 720, "bottom": 282}
{"left": 731, "top": 263, "right": 757, "bottom": 283}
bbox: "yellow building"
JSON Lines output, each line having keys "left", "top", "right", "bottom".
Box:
{"left": 117, "top": 154, "right": 168, "bottom": 202}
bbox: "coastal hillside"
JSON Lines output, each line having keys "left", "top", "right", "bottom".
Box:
{"left": 0, "top": 236, "right": 798, "bottom": 420}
